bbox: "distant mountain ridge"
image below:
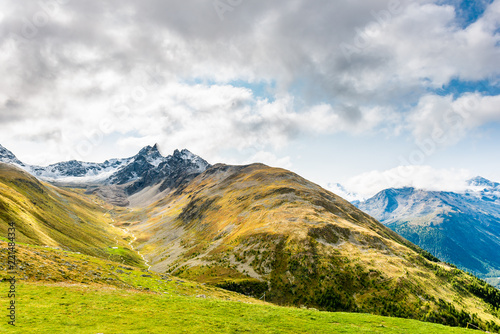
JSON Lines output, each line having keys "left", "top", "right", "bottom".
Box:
{"left": 0, "top": 144, "right": 210, "bottom": 205}
{"left": 468, "top": 176, "right": 500, "bottom": 189}
{"left": 355, "top": 178, "right": 500, "bottom": 287}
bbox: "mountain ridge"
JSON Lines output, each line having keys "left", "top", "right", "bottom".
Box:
{"left": 356, "top": 180, "right": 500, "bottom": 287}
{"left": 0, "top": 144, "right": 211, "bottom": 205}
{"left": 111, "top": 163, "right": 500, "bottom": 329}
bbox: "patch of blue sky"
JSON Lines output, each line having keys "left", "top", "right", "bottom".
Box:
{"left": 227, "top": 79, "right": 276, "bottom": 102}
{"left": 437, "top": 0, "right": 495, "bottom": 28}
{"left": 432, "top": 78, "right": 500, "bottom": 98}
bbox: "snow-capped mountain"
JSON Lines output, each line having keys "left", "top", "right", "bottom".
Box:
{"left": 0, "top": 144, "right": 211, "bottom": 196}
{"left": 0, "top": 144, "right": 133, "bottom": 182}
{"left": 28, "top": 158, "right": 133, "bottom": 183}
{"left": 468, "top": 176, "right": 500, "bottom": 189}
{"left": 107, "top": 145, "right": 210, "bottom": 195}
{"left": 466, "top": 176, "right": 500, "bottom": 203}
{"left": 355, "top": 178, "right": 500, "bottom": 287}
{"left": 0, "top": 144, "right": 25, "bottom": 167}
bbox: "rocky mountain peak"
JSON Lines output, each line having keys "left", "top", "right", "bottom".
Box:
{"left": 0, "top": 144, "right": 24, "bottom": 166}
{"left": 0, "top": 143, "right": 212, "bottom": 203}
{"left": 137, "top": 144, "right": 161, "bottom": 157}
{"left": 104, "top": 145, "right": 211, "bottom": 196}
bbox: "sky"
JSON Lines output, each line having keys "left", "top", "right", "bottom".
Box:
{"left": 0, "top": 0, "right": 499, "bottom": 199}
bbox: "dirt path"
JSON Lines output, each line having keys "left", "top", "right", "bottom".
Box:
{"left": 92, "top": 197, "right": 151, "bottom": 270}
{"left": 118, "top": 225, "right": 151, "bottom": 270}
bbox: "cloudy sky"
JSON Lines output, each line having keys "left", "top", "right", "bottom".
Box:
{"left": 0, "top": 0, "right": 499, "bottom": 198}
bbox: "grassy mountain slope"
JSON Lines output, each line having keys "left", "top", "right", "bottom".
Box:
{"left": 122, "top": 164, "right": 500, "bottom": 331}
{"left": 0, "top": 240, "right": 251, "bottom": 299}
{"left": 1, "top": 283, "right": 479, "bottom": 334}
{"left": 3, "top": 161, "right": 500, "bottom": 332}
{"left": 0, "top": 163, "right": 141, "bottom": 266}
{"left": 0, "top": 240, "right": 477, "bottom": 333}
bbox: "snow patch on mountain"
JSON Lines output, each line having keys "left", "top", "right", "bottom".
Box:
{"left": 0, "top": 144, "right": 25, "bottom": 167}
{"left": 175, "top": 149, "right": 210, "bottom": 172}
{"left": 0, "top": 144, "right": 210, "bottom": 187}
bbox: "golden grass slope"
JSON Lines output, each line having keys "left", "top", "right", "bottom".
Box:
{"left": 0, "top": 240, "right": 479, "bottom": 333}
{"left": 122, "top": 163, "right": 500, "bottom": 331}
{"left": 0, "top": 239, "right": 259, "bottom": 302}
{"left": 0, "top": 163, "right": 141, "bottom": 266}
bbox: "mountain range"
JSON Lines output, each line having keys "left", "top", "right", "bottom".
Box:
{"left": 2, "top": 144, "right": 500, "bottom": 331}
{"left": 355, "top": 177, "right": 500, "bottom": 287}
{"left": 0, "top": 143, "right": 210, "bottom": 206}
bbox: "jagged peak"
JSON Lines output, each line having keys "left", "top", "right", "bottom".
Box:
{"left": 136, "top": 146, "right": 201, "bottom": 162}
{"left": 137, "top": 144, "right": 163, "bottom": 158}
{"left": 0, "top": 144, "right": 24, "bottom": 166}
{"left": 173, "top": 148, "right": 194, "bottom": 158}
{"left": 168, "top": 148, "right": 210, "bottom": 173}
{"left": 0, "top": 144, "right": 15, "bottom": 156}
{"left": 178, "top": 148, "right": 196, "bottom": 158}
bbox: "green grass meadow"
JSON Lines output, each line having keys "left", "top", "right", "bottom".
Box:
{"left": 0, "top": 282, "right": 475, "bottom": 334}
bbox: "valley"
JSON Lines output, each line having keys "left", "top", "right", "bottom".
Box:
{"left": 1, "top": 144, "right": 500, "bottom": 332}
{"left": 0, "top": 239, "right": 487, "bottom": 333}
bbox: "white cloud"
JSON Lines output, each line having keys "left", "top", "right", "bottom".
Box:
{"left": 363, "top": 1, "right": 500, "bottom": 87}
{"left": 246, "top": 151, "right": 292, "bottom": 169}
{"left": 326, "top": 183, "right": 364, "bottom": 202}
{"left": 0, "top": 0, "right": 499, "bottom": 169}
{"left": 4, "top": 80, "right": 382, "bottom": 165}
{"left": 339, "top": 165, "right": 474, "bottom": 199}
{"left": 408, "top": 93, "right": 500, "bottom": 145}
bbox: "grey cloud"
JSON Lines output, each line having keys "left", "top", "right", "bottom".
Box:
{"left": 339, "top": 105, "right": 362, "bottom": 124}
{"left": 3, "top": 0, "right": 406, "bottom": 89}
{"left": 24, "top": 129, "right": 63, "bottom": 142}
{"left": 5, "top": 99, "right": 20, "bottom": 109}
{"left": 0, "top": 0, "right": 498, "bottom": 156}
{"left": 0, "top": 99, "right": 24, "bottom": 123}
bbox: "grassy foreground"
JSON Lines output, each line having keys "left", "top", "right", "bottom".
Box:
{"left": 0, "top": 282, "right": 475, "bottom": 334}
